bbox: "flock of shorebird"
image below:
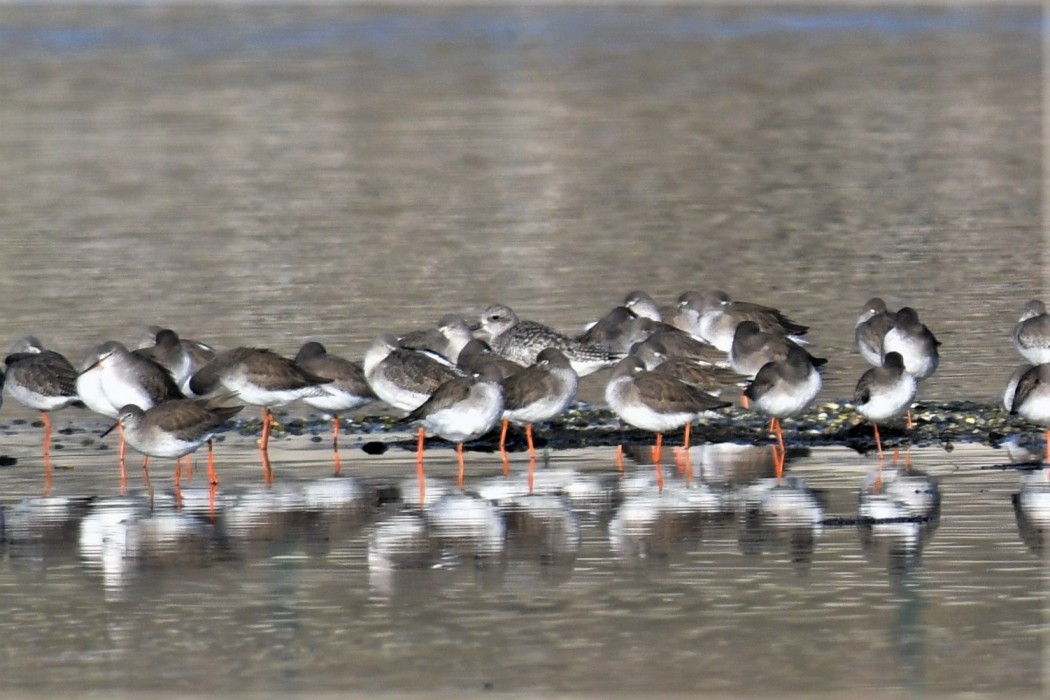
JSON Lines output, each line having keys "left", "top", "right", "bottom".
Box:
{"left": 2, "top": 289, "right": 1049, "bottom": 499}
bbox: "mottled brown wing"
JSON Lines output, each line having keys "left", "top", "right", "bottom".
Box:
{"left": 6, "top": 351, "right": 79, "bottom": 398}
{"left": 656, "top": 359, "right": 745, "bottom": 394}
{"left": 388, "top": 349, "right": 458, "bottom": 395}
{"left": 634, "top": 372, "right": 729, "bottom": 413}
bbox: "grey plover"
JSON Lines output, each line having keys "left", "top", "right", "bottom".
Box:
{"left": 479, "top": 303, "right": 617, "bottom": 377}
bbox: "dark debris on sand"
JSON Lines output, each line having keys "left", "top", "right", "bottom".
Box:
{"left": 237, "top": 399, "right": 1040, "bottom": 457}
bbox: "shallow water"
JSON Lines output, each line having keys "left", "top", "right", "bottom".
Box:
{"left": 0, "top": 437, "right": 1048, "bottom": 696}
{"left": 0, "top": 3, "right": 1046, "bottom": 697}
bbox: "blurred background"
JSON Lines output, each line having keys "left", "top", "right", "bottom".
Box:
{"left": 0, "top": 4, "right": 1042, "bottom": 407}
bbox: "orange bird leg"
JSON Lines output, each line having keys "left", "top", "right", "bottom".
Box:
{"left": 653, "top": 433, "right": 665, "bottom": 491}
{"left": 525, "top": 423, "right": 536, "bottom": 462}
{"left": 652, "top": 433, "right": 664, "bottom": 466}
{"left": 207, "top": 439, "right": 219, "bottom": 485}
{"left": 260, "top": 407, "right": 271, "bottom": 450}
{"left": 873, "top": 422, "right": 884, "bottom": 459}
{"left": 527, "top": 454, "right": 536, "bottom": 494}
{"left": 456, "top": 443, "right": 466, "bottom": 490}
{"left": 906, "top": 409, "right": 914, "bottom": 429}
{"left": 331, "top": 415, "right": 343, "bottom": 476}
{"left": 674, "top": 447, "right": 687, "bottom": 479}
{"left": 772, "top": 444, "right": 785, "bottom": 483}
{"left": 677, "top": 424, "right": 692, "bottom": 476}
{"left": 40, "top": 412, "right": 54, "bottom": 496}
{"left": 41, "top": 411, "right": 53, "bottom": 465}
{"left": 260, "top": 407, "right": 274, "bottom": 484}
{"left": 772, "top": 418, "right": 785, "bottom": 454}
{"left": 141, "top": 456, "right": 153, "bottom": 492}
{"left": 415, "top": 427, "right": 426, "bottom": 506}
{"left": 615, "top": 444, "right": 625, "bottom": 473}
{"left": 741, "top": 394, "right": 750, "bottom": 410}
{"left": 500, "top": 419, "right": 511, "bottom": 476}
{"left": 117, "top": 423, "right": 127, "bottom": 476}
{"left": 680, "top": 442, "right": 688, "bottom": 486}
{"left": 175, "top": 458, "right": 183, "bottom": 488}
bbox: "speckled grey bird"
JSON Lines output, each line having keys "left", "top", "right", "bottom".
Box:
{"left": 854, "top": 297, "right": 895, "bottom": 367}
{"left": 1013, "top": 300, "right": 1050, "bottom": 365}
{"left": 479, "top": 303, "right": 617, "bottom": 377}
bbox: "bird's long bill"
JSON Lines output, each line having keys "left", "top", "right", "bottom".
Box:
{"left": 100, "top": 420, "right": 120, "bottom": 439}
{"left": 77, "top": 357, "right": 103, "bottom": 378}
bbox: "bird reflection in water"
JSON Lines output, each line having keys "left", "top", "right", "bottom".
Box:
{"left": 1013, "top": 467, "right": 1050, "bottom": 555}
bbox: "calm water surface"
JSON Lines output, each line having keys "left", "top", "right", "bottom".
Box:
{"left": 0, "top": 3, "right": 1045, "bottom": 697}
{"left": 0, "top": 438, "right": 1048, "bottom": 696}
